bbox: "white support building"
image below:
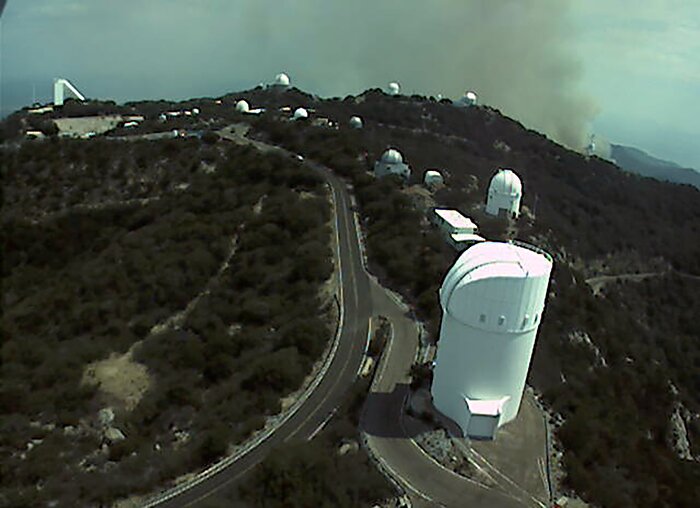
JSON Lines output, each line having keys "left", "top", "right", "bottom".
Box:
{"left": 374, "top": 148, "right": 410, "bottom": 180}
{"left": 431, "top": 241, "right": 553, "bottom": 439}
{"left": 431, "top": 208, "right": 484, "bottom": 251}
{"left": 53, "top": 78, "right": 85, "bottom": 106}
{"left": 485, "top": 168, "right": 522, "bottom": 218}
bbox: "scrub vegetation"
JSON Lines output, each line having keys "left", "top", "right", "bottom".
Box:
{"left": 3, "top": 88, "right": 699, "bottom": 507}
{"left": 1, "top": 137, "right": 336, "bottom": 506}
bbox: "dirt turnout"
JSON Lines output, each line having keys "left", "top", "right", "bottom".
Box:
{"left": 83, "top": 350, "right": 151, "bottom": 411}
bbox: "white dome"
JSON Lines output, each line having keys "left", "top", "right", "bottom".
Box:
{"left": 387, "top": 82, "right": 400, "bottom": 95}
{"left": 488, "top": 169, "right": 522, "bottom": 197}
{"left": 380, "top": 148, "right": 403, "bottom": 164}
{"left": 453, "top": 90, "right": 478, "bottom": 107}
{"left": 235, "top": 99, "right": 250, "bottom": 113}
{"left": 349, "top": 116, "right": 363, "bottom": 129}
{"left": 293, "top": 107, "right": 308, "bottom": 120}
{"left": 275, "top": 73, "right": 290, "bottom": 86}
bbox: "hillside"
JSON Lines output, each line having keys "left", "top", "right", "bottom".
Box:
{"left": 3, "top": 88, "right": 700, "bottom": 508}
{"left": 611, "top": 144, "right": 700, "bottom": 189}
{"left": 240, "top": 87, "right": 700, "bottom": 507}
{"left": 0, "top": 136, "right": 354, "bottom": 506}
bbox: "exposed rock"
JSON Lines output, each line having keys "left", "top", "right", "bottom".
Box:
{"left": 98, "top": 407, "right": 115, "bottom": 427}
{"left": 63, "top": 425, "right": 79, "bottom": 437}
{"left": 338, "top": 440, "right": 359, "bottom": 456}
{"left": 567, "top": 330, "right": 607, "bottom": 368}
{"left": 105, "top": 427, "right": 126, "bottom": 443}
{"left": 667, "top": 403, "right": 694, "bottom": 461}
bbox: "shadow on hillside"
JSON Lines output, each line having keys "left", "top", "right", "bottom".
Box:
{"left": 361, "top": 383, "right": 424, "bottom": 438}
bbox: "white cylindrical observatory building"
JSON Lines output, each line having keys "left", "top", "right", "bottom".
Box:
{"left": 485, "top": 168, "right": 522, "bottom": 218}
{"left": 431, "top": 241, "right": 553, "bottom": 439}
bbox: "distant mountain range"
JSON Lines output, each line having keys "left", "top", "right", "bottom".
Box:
{"left": 611, "top": 144, "right": 700, "bottom": 190}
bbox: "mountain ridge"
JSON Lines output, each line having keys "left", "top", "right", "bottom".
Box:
{"left": 611, "top": 143, "right": 700, "bottom": 189}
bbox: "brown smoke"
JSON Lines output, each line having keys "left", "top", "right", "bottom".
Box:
{"left": 239, "top": 0, "right": 597, "bottom": 150}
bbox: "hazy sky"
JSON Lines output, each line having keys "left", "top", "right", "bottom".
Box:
{"left": 1, "top": 0, "right": 698, "bottom": 168}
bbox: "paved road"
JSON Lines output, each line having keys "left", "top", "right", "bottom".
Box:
{"left": 149, "top": 144, "right": 371, "bottom": 507}
{"left": 150, "top": 126, "right": 541, "bottom": 507}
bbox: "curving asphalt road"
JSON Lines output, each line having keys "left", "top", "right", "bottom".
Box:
{"left": 362, "top": 281, "right": 531, "bottom": 508}
{"left": 148, "top": 128, "right": 539, "bottom": 507}
{"left": 147, "top": 147, "right": 371, "bottom": 507}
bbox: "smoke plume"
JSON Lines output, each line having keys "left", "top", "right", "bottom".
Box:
{"left": 5, "top": 0, "right": 598, "bottom": 149}
{"left": 238, "top": 0, "right": 598, "bottom": 150}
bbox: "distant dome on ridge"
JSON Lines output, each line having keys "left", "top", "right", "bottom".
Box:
{"left": 454, "top": 90, "right": 478, "bottom": 107}
{"left": 275, "top": 73, "right": 291, "bottom": 86}
{"left": 387, "top": 82, "right": 400, "bottom": 95}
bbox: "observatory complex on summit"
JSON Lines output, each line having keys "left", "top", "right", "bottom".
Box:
{"left": 431, "top": 241, "right": 553, "bottom": 439}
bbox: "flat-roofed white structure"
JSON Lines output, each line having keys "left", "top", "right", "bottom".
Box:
{"left": 387, "top": 81, "right": 401, "bottom": 95}
{"left": 53, "top": 78, "right": 86, "bottom": 106}
{"left": 374, "top": 148, "right": 410, "bottom": 179}
{"left": 431, "top": 241, "right": 553, "bottom": 439}
{"left": 449, "top": 233, "right": 486, "bottom": 251}
{"left": 424, "top": 170, "right": 444, "bottom": 188}
{"left": 431, "top": 208, "right": 483, "bottom": 251}
{"left": 432, "top": 208, "right": 477, "bottom": 235}
{"left": 485, "top": 168, "right": 522, "bottom": 218}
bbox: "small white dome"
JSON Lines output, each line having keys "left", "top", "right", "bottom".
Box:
{"left": 235, "top": 99, "right": 250, "bottom": 113}
{"left": 275, "top": 73, "right": 290, "bottom": 86}
{"left": 192, "top": 107, "right": 200, "bottom": 115}
{"left": 454, "top": 90, "right": 478, "bottom": 107}
{"left": 387, "top": 82, "right": 400, "bottom": 95}
{"left": 293, "top": 107, "right": 309, "bottom": 120}
{"left": 349, "top": 116, "right": 363, "bottom": 128}
{"left": 424, "top": 170, "right": 444, "bottom": 186}
{"left": 381, "top": 148, "right": 403, "bottom": 164}
{"left": 489, "top": 169, "right": 522, "bottom": 196}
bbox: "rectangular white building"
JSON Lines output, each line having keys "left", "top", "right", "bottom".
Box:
{"left": 431, "top": 208, "right": 484, "bottom": 251}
